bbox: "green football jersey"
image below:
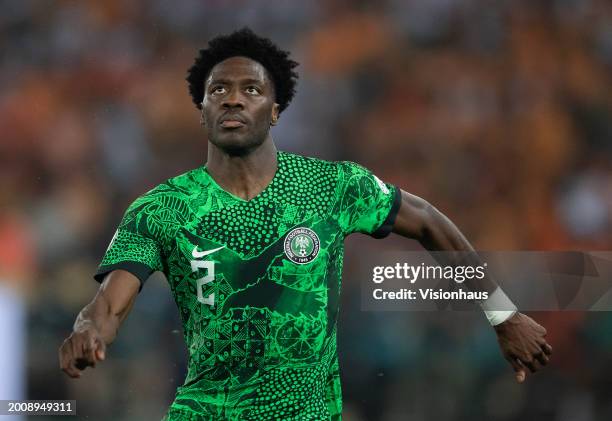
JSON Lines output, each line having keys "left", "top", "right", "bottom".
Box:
{"left": 95, "top": 151, "right": 400, "bottom": 420}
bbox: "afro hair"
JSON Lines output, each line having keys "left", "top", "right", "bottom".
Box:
{"left": 186, "top": 28, "right": 299, "bottom": 113}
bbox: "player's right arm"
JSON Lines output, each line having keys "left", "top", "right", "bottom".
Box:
{"left": 58, "top": 188, "right": 180, "bottom": 378}
{"left": 58, "top": 269, "right": 140, "bottom": 378}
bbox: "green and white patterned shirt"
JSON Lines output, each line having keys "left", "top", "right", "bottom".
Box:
{"left": 95, "top": 151, "right": 400, "bottom": 420}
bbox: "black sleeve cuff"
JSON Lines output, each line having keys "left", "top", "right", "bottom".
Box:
{"left": 93, "top": 261, "right": 155, "bottom": 292}
{"left": 371, "top": 186, "right": 402, "bottom": 239}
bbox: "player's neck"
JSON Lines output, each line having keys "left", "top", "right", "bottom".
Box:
{"left": 206, "top": 138, "right": 278, "bottom": 201}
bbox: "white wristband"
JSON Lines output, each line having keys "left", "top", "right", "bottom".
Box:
{"left": 479, "top": 287, "right": 517, "bottom": 326}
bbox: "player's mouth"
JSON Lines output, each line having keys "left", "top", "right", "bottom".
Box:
{"left": 219, "top": 115, "right": 246, "bottom": 129}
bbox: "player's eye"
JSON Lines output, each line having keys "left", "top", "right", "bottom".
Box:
{"left": 211, "top": 86, "right": 226, "bottom": 95}
{"left": 245, "top": 86, "right": 260, "bottom": 95}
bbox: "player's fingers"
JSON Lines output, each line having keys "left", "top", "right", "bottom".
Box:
{"left": 506, "top": 356, "right": 526, "bottom": 383}
{"left": 521, "top": 357, "right": 539, "bottom": 373}
{"left": 541, "top": 343, "right": 553, "bottom": 355}
{"left": 536, "top": 324, "right": 547, "bottom": 336}
{"left": 514, "top": 364, "right": 527, "bottom": 383}
{"left": 73, "top": 355, "right": 92, "bottom": 371}
{"left": 76, "top": 347, "right": 97, "bottom": 369}
{"left": 98, "top": 338, "right": 106, "bottom": 360}
{"left": 58, "top": 340, "right": 69, "bottom": 369}
{"left": 535, "top": 352, "right": 549, "bottom": 366}
{"left": 95, "top": 338, "right": 106, "bottom": 361}
{"left": 59, "top": 341, "right": 81, "bottom": 378}
{"left": 69, "top": 337, "right": 84, "bottom": 377}
{"left": 70, "top": 334, "right": 96, "bottom": 371}
{"left": 59, "top": 341, "right": 72, "bottom": 371}
{"left": 83, "top": 336, "right": 97, "bottom": 368}
{"left": 70, "top": 334, "right": 83, "bottom": 362}
{"left": 61, "top": 360, "right": 81, "bottom": 378}
{"left": 64, "top": 361, "right": 82, "bottom": 378}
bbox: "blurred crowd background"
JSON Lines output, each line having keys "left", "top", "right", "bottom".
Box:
{"left": 1, "top": 0, "right": 611, "bottom": 420}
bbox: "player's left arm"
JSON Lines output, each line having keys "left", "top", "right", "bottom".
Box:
{"left": 391, "top": 188, "right": 552, "bottom": 383}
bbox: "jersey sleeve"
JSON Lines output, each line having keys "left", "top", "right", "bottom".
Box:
{"left": 337, "top": 161, "right": 401, "bottom": 238}
{"left": 94, "top": 194, "right": 165, "bottom": 290}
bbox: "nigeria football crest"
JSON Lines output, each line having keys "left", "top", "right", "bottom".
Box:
{"left": 283, "top": 227, "right": 320, "bottom": 264}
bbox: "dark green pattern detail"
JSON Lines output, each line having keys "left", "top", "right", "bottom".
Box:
{"left": 96, "top": 152, "right": 396, "bottom": 420}
{"left": 99, "top": 229, "right": 163, "bottom": 273}
{"left": 196, "top": 153, "right": 338, "bottom": 258}
{"left": 337, "top": 161, "right": 397, "bottom": 235}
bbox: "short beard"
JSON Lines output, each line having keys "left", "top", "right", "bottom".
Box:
{"left": 219, "top": 143, "right": 257, "bottom": 157}
{"left": 208, "top": 133, "right": 267, "bottom": 157}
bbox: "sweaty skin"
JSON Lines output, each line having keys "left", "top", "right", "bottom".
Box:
{"left": 59, "top": 56, "right": 551, "bottom": 387}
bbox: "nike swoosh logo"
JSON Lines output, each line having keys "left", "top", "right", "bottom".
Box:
{"left": 192, "top": 245, "right": 225, "bottom": 259}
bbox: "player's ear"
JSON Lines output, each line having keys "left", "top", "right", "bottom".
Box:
{"left": 270, "top": 103, "right": 280, "bottom": 126}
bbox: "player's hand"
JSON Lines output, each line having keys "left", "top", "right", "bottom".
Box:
{"left": 59, "top": 325, "right": 106, "bottom": 378}
{"left": 494, "top": 312, "right": 552, "bottom": 383}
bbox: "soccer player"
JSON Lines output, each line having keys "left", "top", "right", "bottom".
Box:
{"left": 59, "top": 28, "right": 552, "bottom": 420}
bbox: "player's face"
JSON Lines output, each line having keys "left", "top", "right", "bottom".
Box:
{"left": 202, "top": 57, "right": 279, "bottom": 154}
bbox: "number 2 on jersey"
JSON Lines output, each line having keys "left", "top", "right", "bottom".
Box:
{"left": 190, "top": 258, "right": 215, "bottom": 306}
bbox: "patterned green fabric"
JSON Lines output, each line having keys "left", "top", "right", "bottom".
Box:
{"left": 95, "top": 151, "right": 400, "bottom": 420}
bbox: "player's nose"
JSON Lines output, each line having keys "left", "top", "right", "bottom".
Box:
{"left": 222, "top": 89, "right": 244, "bottom": 109}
